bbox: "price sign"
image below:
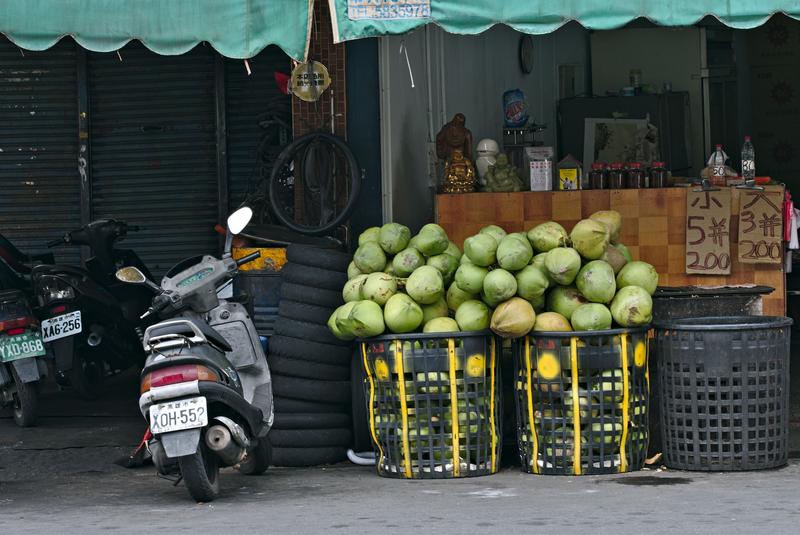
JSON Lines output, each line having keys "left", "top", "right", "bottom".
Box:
{"left": 737, "top": 186, "right": 783, "bottom": 264}
{"left": 685, "top": 189, "right": 732, "bottom": 274}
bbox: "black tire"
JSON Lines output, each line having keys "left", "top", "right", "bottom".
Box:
{"left": 272, "top": 374, "right": 351, "bottom": 404}
{"left": 268, "top": 335, "right": 353, "bottom": 366}
{"left": 286, "top": 244, "right": 350, "bottom": 272}
{"left": 179, "top": 444, "right": 220, "bottom": 502}
{"left": 10, "top": 368, "right": 38, "bottom": 428}
{"left": 271, "top": 445, "right": 348, "bottom": 467}
{"left": 269, "top": 132, "right": 360, "bottom": 236}
{"left": 237, "top": 438, "right": 272, "bottom": 476}
{"left": 278, "top": 300, "right": 334, "bottom": 325}
{"left": 280, "top": 282, "right": 343, "bottom": 309}
{"left": 273, "top": 396, "right": 349, "bottom": 414}
{"left": 273, "top": 412, "right": 351, "bottom": 430}
{"left": 281, "top": 263, "right": 348, "bottom": 291}
{"left": 70, "top": 352, "right": 103, "bottom": 401}
{"left": 269, "top": 428, "right": 352, "bottom": 448}
{"left": 274, "top": 317, "right": 349, "bottom": 346}
{"left": 351, "top": 356, "right": 372, "bottom": 452}
{"left": 268, "top": 355, "right": 350, "bottom": 381}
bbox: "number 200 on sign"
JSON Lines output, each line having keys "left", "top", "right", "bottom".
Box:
{"left": 687, "top": 251, "right": 731, "bottom": 271}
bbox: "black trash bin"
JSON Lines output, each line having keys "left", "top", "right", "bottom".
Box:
{"left": 654, "top": 316, "right": 792, "bottom": 471}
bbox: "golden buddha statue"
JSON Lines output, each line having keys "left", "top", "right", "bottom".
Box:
{"left": 442, "top": 148, "right": 477, "bottom": 193}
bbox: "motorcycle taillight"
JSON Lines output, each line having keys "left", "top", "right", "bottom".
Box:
{"left": 141, "top": 364, "right": 219, "bottom": 394}
{"left": 0, "top": 317, "right": 34, "bottom": 333}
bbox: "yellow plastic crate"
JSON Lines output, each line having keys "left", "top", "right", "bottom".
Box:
{"left": 232, "top": 247, "right": 286, "bottom": 272}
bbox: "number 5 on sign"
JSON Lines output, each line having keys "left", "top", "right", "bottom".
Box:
{"left": 685, "top": 189, "right": 732, "bottom": 275}
{"left": 737, "top": 186, "right": 783, "bottom": 264}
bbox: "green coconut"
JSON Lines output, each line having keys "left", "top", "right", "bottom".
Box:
{"left": 546, "top": 286, "right": 588, "bottom": 319}
{"left": 415, "top": 223, "right": 449, "bottom": 257}
{"left": 570, "top": 219, "right": 610, "bottom": 260}
{"left": 610, "top": 286, "right": 653, "bottom": 327}
{"left": 406, "top": 265, "right": 444, "bottom": 304}
{"left": 358, "top": 227, "right": 381, "bottom": 246}
{"left": 589, "top": 210, "right": 622, "bottom": 244}
{"left": 446, "top": 283, "right": 477, "bottom": 313}
{"left": 392, "top": 247, "right": 426, "bottom": 277}
{"left": 423, "top": 317, "right": 460, "bottom": 333}
{"left": 421, "top": 297, "right": 449, "bottom": 324}
{"left": 544, "top": 247, "right": 581, "bottom": 285}
{"left": 483, "top": 269, "right": 518, "bottom": 304}
{"left": 515, "top": 265, "right": 550, "bottom": 301}
{"left": 353, "top": 241, "right": 387, "bottom": 274}
{"left": 378, "top": 222, "right": 411, "bottom": 254}
{"left": 426, "top": 253, "right": 459, "bottom": 286}
{"left": 383, "top": 293, "right": 424, "bottom": 334}
{"left": 455, "top": 300, "right": 491, "bottom": 331}
{"left": 454, "top": 263, "right": 489, "bottom": 294}
{"left": 361, "top": 272, "right": 397, "bottom": 306}
{"left": 490, "top": 297, "right": 536, "bottom": 338}
{"left": 527, "top": 222, "right": 570, "bottom": 253}
{"left": 575, "top": 260, "right": 617, "bottom": 304}
{"left": 464, "top": 233, "right": 498, "bottom": 267}
{"left": 497, "top": 234, "right": 533, "bottom": 271}
{"left": 571, "top": 303, "right": 613, "bottom": 331}
{"left": 616, "top": 261, "right": 659, "bottom": 295}
{"left": 479, "top": 224, "right": 507, "bottom": 245}
{"left": 342, "top": 274, "right": 368, "bottom": 303}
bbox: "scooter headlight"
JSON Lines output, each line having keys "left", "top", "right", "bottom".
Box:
{"left": 37, "top": 276, "right": 75, "bottom": 305}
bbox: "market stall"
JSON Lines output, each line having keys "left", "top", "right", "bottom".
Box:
{"left": 436, "top": 187, "right": 786, "bottom": 316}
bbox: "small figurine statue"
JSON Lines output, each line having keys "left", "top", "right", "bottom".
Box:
{"left": 442, "top": 148, "right": 477, "bottom": 193}
{"left": 436, "top": 113, "right": 473, "bottom": 162}
{"left": 485, "top": 153, "right": 524, "bottom": 192}
{"left": 475, "top": 139, "right": 499, "bottom": 186}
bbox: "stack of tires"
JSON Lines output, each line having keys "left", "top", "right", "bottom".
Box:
{"left": 267, "top": 245, "right": 354, "bottom": 466}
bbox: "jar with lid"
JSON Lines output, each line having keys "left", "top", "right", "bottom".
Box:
{"left": 588, "top": 163, "right": 608, "bottom": 190}
{"left": 608, "top": 162, "right": 625, "bottom": 189}
{"left": 650, "top": 161, "right": 667, "bottom": 188}
{"left": 626, "top": 162, "right": 646, "bottom": 188}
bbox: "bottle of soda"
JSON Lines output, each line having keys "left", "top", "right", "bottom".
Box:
{"left": 741, "top": 136, "right": 755, "bottom": 182}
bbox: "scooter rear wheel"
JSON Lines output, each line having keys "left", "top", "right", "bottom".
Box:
{"left": 179, "top": 442, "right": 220, "bottom": 502}
{"left": 10, "top": 367, "right": 38, "bottom": 428}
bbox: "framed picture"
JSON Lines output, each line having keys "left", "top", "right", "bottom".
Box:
{"left": 582, "top": 118, "right": 660, "bottom": 170}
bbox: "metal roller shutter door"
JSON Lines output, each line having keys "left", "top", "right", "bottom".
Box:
{"left": 0, "top": 38, "right": 81, "bottom": 264}
{"left": 88, "top": 43, "right": 218, "bottom": 277}
{"left": 225, "top": 47, "right": 292, "bottom": 212}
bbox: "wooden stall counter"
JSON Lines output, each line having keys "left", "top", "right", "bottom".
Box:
{"left": 436, "top": 188, "right": 785, "bottom": 316}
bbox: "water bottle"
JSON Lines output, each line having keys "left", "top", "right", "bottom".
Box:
{"left": 741, "top": 136, "right": 755, "bottom": 181}
{"left": 708, "top": 144, "right": 727, "bottom": 182}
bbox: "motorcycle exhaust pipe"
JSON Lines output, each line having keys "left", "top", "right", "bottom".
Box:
{"left": 205, "top": 424, "right": 246, "bottom": 466}
{"left": 87, "top": 332, "right": 103, "bottom": 347}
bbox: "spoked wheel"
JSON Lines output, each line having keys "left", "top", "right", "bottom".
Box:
{"left": 237, "top": 437, "right": 272, "bottom": 476}
{"left": 10, "top": 367, "right": 39, "bottom": 427}
{"left": 268, "top": 132, "right": 360, "bottom": 236}
{"left": 70, "top": 352, "right": 104, "bottom": 400}
{"left": 179, "top": 442, "right": 220, "bottom": 502}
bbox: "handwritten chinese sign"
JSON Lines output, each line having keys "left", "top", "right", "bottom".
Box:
{"left": 686, "top": 189, "right": 732, "bottom": 275}
{"left": 737, "top": 186, "right": 783, "bottom": 264}
{"left": 348, "top": 0, "right": 431, "bottom": 20}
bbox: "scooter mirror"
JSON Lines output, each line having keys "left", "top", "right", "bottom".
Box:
{"left": 227, "top": 206, "right": 253, "bottom": 235}
{"left": 115, "top": 266, "right": 146, "bottom": 284}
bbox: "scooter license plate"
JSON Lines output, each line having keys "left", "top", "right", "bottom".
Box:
{"left": 150, "top": 397, "right": 208, "bottom": 434}
{"left": 41, "top": 311, "right": 82, "bottom": 342}
{"left": 0, "top": 331, "right": 46, "bottom": 363}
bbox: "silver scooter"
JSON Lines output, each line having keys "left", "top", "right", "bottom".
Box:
{"left": 116, "top": 207, "right": 273, "bottom": 502}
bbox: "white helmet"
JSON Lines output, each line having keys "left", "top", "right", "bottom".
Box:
{"left": 476, "top": 138, "right": 500, "bottom": 156}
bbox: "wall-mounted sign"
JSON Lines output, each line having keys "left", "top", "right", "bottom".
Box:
{"left": 737, "top": 186, "right": 783, "bottom": 264}
{"left": 290, "top": 60, "right": 331, "bottom": 102}
{"left": 348, "top": 0, "right": 431, "bottom": 20}
{"left": 685, "top": 189, "right": 732, "bottom": 275}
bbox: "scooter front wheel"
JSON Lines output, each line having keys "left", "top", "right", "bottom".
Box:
{"left": 179, "top": 442, "right": 220, "bottom": 502}
{"left": 10, "top": 368, "right": 38, "bottom": 427}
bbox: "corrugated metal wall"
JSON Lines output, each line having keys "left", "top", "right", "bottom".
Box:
{"left": 0, "top": 39, "right": 292, "bottom": 276}
{"left": 224, "top": 48, "right": 292, "bottom": 211}
{"left": 88, "top": 43, "right": 219, "bottom": 276}
{"left": 0, "top": 38, "right": 81, "bottom": 264}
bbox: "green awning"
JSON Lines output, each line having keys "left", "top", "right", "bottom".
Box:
{"left": 0, "top": 0, "right": 313, "bottom": 60}
{"left": 329, "top": 0, "right": 800, "bottom": 42}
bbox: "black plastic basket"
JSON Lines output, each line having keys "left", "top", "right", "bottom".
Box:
{"left": 360, "top": 330, "right": 502, "bottom": 479}
{"left": 654, "top": 316, "right": 792, "bottom": 471}
{"left": 513, "top": 328, "right": 650, "bottom": 475}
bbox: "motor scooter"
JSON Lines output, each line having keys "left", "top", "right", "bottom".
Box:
{"left": 0, "top": 289, "right": 47, "bottom": 426}
{"left": 116, "top": 207, "right": 273, "bottom": 502}
{"left": 31, "top": 220, "right": 153, "bottom": 399}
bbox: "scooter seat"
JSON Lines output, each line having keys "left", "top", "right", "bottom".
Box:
{"left": 147, "top": 320, "right": 232, "bottom": 353}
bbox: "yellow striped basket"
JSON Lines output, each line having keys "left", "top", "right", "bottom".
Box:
{"left": 513, "top": 327, "right": 651, "bottom": 475}
{"left": 360, "top": 330, "right": 502, "bottom": 479}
